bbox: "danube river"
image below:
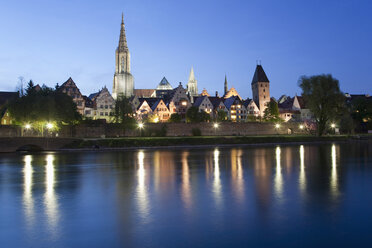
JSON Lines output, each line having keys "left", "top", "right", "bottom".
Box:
{"left": 1, "top": 142, "right": 372, "bottom": 247}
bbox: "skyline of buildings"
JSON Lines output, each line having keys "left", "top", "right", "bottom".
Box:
{"left": 1, "top": 1, "right": 371, "bottom": 98}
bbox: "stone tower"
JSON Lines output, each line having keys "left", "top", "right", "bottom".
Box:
{"left": 112, "top": 13, "right": 134, "bottom": 99}
{"left": 251, "top": 64, "right": 270, "bottom": 116}
{"left": 186, "top": 67, "right": 198, "bottom": 97}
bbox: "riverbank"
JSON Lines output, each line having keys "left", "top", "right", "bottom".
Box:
{"left": 1, "top": 135, "right": 371, "bottom": 153}
{"left": 64, "top": 135, "right": 371, "bottom": 150}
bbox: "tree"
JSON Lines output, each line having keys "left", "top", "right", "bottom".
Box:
{"left": 113, "top": 96, "right": 136, "bottom": 128}
{"left": 263, "top": 99, "right": 280, "bottom": 122}
{"left": 186, "top": 107, "right": 211, "bottom": 123}
{"left": 186, "top": 107, "right": 199, "bottom": 123}
{"left": 216, "top": 110, "right": 227, "bottom": 122}
{"left": 169, "top": 113, "right": 182, "bottom": 123}
{"left": 299, "top": 74, "right": 345, "bottom": 136}
{"left": 8, "top": 83, "right": 81, "bottom": 130}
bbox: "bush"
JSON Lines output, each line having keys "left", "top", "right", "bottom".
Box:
{"left": 191, "top": 128, "right": 201, "bottom": 136}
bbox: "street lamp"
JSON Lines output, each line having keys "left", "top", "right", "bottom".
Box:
{"left": 275, "top": 124, "right": 280, "bottom": 129}
{"left": 213, "top": 123, "right": 219, "bottom": 135}
{"left": 299, "top": 124, "right": 304, "bottom": 130}
{"left": 138, "top": 122, "right": 144, "bottom": 136}
{"left": 331, "top": 123, "right": 336, "bottom": 128}
{"left": 46, "top": 123, "right": 54, "bottom": 129}
{"left": 25, "top": 124, "right": 31, "bottom": 129}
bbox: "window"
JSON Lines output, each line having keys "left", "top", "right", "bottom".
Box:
{"left": 105, "top": 105, "right": 108, "bottom": 109}
{"left": 105, "top": 112, "right": 108, "bottom": 116}
{"left": 100, "top": 112, "right": 103, "bottom": 116}
{"left": 100, "top": 105, "right": 104, "bottom": 108}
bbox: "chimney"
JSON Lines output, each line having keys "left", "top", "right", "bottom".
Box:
{"left": 215, "top": 91, "right": 219, "bottom": 97}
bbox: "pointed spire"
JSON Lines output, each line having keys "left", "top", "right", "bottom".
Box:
{"left": 188, "top": 67, "right": 195, "bottom": 81}
{"left": 118, "top": 13, "right": 128, "bottom": 52}
{"left": 224, "top": 74, "right": 228, "bottom": 95}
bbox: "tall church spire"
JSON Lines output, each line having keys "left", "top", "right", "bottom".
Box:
{"left": 118, "top": 12, "right": 128, "bottom": 52}
{"left": 188, "top": 67, "right": 195, "bottom": 82}
{"left": 224, "top": 74, "right": 228, "bottom": 95}
{"left": 187, "top": 67, "right": 198, "bottom": 97}
{"left": 113, "top": 13, "right": 134, "bottom": 99}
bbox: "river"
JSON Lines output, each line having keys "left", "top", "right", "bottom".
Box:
{"left": 1, "top": 142, "right": 372, "bottom": 247}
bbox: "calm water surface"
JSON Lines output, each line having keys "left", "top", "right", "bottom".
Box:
{"left": 1, "top": 142, "right": 372, "bottom": 247}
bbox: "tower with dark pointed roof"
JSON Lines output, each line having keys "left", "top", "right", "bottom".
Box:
{"left": 251, "top": 64, "right": 270, "bottom": 115}
{"left": 112, "top": 13, "right": 134, "bottom": 99}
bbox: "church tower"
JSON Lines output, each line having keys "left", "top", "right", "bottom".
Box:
{"left": 112, "top": 13, "right": 134, "bottom": 99}
{"left": 251, "top": 64, "right": 270, "bottom": 116}
{"left": 186, "top": 67, "right": 198, "bottom": 97}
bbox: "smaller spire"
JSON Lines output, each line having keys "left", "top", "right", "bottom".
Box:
{"left": 121, "top": 12, "right": 124, "bottom": 24}
{"left": 224, "top": 74, "right": 228, "bottom": 95}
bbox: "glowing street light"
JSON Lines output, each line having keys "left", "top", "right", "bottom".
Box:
{"left": 25, "top": 124, "right": 31, "bottom": 129}
{"left": 275, "top": 124, "right": 280, "bottom": 129}
{"left": 46, "top": 123, "right": 54, "bottom": 129}
{"left": 299, "top": 124, "right": 304, "bottom": 130}
{"left": 213, "top": 123, "right": 219, "bottom": 129}
{"left": 138, "top": 122, "right": 144, "bottom": 136}
{"left": 331, "top": 123, "right": 336, "bottom": 128}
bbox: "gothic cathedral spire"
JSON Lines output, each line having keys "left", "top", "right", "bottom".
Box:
{"left": 187, "top": 67, "right": 198, "bottom": 98}
{"left": 112, "top": 13, "right": 134, "bottom": 99}
{"left": 118, "top": 12, "right": 128, "bottom": 53}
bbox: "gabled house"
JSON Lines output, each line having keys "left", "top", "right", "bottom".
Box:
{"left": 165, "top": 83, "right": 191, "bottom": 118}
{"left": 193, "top": 96, "right": 213, "bottom": 115}
{"left": 224, "top": 96, "right": 247, "bottom": 122}
{"left": 89, "top": 87, "right": 115, "bottom": 122}
{"left": 208, "top": 97, "right": 228, "bottom": 120}
{"left": 59, "top": 77, "right": 85, "bottom": 115}
{"left": 136, "top": 98, "right": 153, "bottom": 121}
{"left": 0, "top": 91, "right": 18, "bottom": 125}
{"left": 151, "top": 99, "right": 171, "bottom": 122}
{"left": 244, "top": 99, "right": 260, "bottom": 117}
{"left": 278, "top": 97, "right": 299, "bottom": 122}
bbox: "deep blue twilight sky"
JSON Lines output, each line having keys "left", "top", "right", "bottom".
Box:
{"left": 0, "top": 0, "right": 371, "bottom": 98}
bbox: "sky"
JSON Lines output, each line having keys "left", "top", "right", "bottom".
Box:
{"left": 0, "top": 0, "right": 371, "bottom": 99}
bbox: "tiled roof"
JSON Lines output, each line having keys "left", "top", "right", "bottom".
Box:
{"left": 133, "top": 89, "right": 156, "bottom": 98}
{"left": 251, "top": 65, "right": 269, "bottom": 84}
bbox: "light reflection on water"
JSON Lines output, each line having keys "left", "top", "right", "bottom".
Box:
{"left": 23, "top": 155, "right": 34, "bottom": 229}
{"left": 299, "top": 145, "right": 306, "bottom": 194}
{"left": 330, "top": 144, "right": 339, "bottom": 199}
{"left": 44, "top": 154, "right": 59, "bottom": 237}
{"left": 213, "top": 148, "right": 222, "bottom": 209}
{"left": 274, "top": 146, "right": 283, "bottom": 200}
{"left": 136, "top": 150, "right": 149, "bottom": 222}
{"left": 2, "top": 142, "right": 370, "bottom": 247}
{"left": 181, "top": 151, "right": 192, "bottom": 210}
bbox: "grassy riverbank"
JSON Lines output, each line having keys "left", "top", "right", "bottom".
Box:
{"left": 64, "top": 135, "right": 370, "bottom": 149}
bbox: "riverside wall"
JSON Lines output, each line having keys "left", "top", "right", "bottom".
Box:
{"left": 0, "top": 122, "right": 306, "bottom": 138}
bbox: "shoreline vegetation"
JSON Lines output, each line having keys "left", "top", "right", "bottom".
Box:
{"left": 64, "top": 134, "right": 371, "bottom": 151}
